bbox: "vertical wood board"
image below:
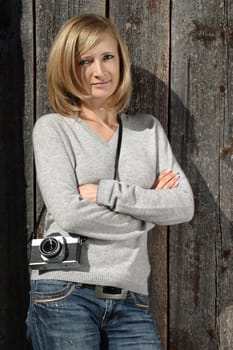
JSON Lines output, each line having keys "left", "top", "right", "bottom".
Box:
{"left": 109, "top": 1, "right": 170, "bottom": 348}
{"left": 21, "top": 0, "right": 35, "bottom": 237}
{"left": 169, "top": 0, "right": 233, "bottom": 349}
{"left": 217, "top": 1, "right": 233, "bottom": 348}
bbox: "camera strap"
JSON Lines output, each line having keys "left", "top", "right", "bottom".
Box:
{"left": 28, "top": 115, "right": 123, "bottom": 243}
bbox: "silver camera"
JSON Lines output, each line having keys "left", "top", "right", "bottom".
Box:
{"left": 29, "top": 234, "right": 83, "bottom": 270}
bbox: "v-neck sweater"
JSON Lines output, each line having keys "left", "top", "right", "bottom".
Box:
{"left": 31, "top": 113, "right": 194, "bottom": 294}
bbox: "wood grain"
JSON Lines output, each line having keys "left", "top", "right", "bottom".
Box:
{"left": 109, "top": 1, "right": 170, "bottom": 348}
{"left": 21, "top": 0, "right": 35, "bottom": 237}
{"left": 169, "top": 1, "right": 233, "bottom": 348}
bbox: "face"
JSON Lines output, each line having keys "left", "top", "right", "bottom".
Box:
{"left": 77, "top": 32, "right": 120, "bottom": 107}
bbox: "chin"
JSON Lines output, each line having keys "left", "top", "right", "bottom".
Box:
{"left": 91, "top": 93, "right": 113, "bottom": 102}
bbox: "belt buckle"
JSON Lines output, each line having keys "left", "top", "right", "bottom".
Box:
{"left": 95, "top": 285, "right": 128, "bottom": 300}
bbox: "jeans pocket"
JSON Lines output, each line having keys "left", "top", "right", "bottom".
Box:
{"left": 31, "top": 279, "right": 76, "bottom": 303}
{"left": 131, "top": 292, "right": 149, "bottom": 308}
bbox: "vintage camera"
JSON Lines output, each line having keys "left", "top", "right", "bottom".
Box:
{"left": 29, "top": 234, "right": 84, "bottom": 270}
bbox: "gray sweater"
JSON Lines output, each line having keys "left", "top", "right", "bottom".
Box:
{"left": 31, "top": 113, "right": 194, "bottom": 294}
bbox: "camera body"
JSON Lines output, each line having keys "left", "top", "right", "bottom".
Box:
{"left": 29, "top": 234, "right": 83, "bottom": 270}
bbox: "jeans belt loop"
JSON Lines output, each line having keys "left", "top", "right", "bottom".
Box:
{"left": 95, "top": 285, "right": 128, "bottom": 300}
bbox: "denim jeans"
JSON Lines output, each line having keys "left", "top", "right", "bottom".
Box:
{"left": 26, "top": 280, "right": 162, "bottom": 350}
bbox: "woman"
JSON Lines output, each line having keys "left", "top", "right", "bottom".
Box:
{"left": 27, "top": 14, "right": 194, "bottom": 350}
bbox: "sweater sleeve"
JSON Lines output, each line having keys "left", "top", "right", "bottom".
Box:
{"left": 33, "top": 117, "right": 152, "bottom": 241}
{"left": 97, "top": 119, "right": 194, "bottom": 225}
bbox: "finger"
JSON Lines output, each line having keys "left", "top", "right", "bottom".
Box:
{"left": 156, "top": 173, "right": 179, "bottom": 190}
{"left": 156, "top": 174, "right": 176, "bottom": 188}
{"left": 156, "top": 170, "right": 177, "bottom": 183}
{"left": 78, "top": 184, "right": 97, "bottom": 202}
{"left": 164, "top": 177, "right": 179, "bottom": 189}
{"left": 157, "top": 169, "right": 172, "bottom": 180}
{"left": 153, "top": 170, "right": 172, "bottom": 188}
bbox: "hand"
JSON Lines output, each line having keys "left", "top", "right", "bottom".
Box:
{"left": 78, "top": 184, "right": 98, "bottom": 202}
{"left": 152, "top": 170, "right": 179, "bottom": 190}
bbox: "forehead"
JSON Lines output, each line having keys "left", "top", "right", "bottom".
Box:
{"left": 81, "top": 32, "right": 118, "bottom": 56}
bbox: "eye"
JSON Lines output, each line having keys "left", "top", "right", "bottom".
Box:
{"left": 103, "top": 54, "right": 114, "bottom": 61}
{"left": 79, "top": 58, "right": 92, "bottom": 66}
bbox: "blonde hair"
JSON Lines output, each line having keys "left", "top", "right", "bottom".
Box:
{"left": 47, "top": 14, "right": 132, "bottom": 116}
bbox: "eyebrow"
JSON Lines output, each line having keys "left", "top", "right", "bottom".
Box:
{"left": 80, "top": 51, "right": 116, "bottom": 59}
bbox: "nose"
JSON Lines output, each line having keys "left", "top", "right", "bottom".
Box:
{"left": 93, "top": 59, "right": 105, "bottom": 77}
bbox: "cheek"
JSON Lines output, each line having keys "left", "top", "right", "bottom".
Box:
{"left": 80, "top": 70, "right": 88, "bottom": 82}
{"left": 79, "top": 70, "right": 90, "bottom": 91}
{"left": 117, "top": 68, "right": 120, "bottom": 83}
{"left": 113, "top": 62, "right": 120, "bottom": 83}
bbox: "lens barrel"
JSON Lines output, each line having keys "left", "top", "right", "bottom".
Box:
{"left": 39, "top": 237, "right": 61, "bottom": 258}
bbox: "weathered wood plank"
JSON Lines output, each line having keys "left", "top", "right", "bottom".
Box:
{"left": 21, "top": 0, "right": 35, "bottom": 238}
{"left": 109, "top": 1, "right": 170, "bottom": 348}
{"left": 217, "top": 1, "right": 233, "bottom": 348}
{"left": 169, "top": 0, "right": 233, "bottom": 348}
{"left": 34, "top": 0, "right": 106, "bottom": 221}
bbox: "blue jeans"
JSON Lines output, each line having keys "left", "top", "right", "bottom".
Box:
{"left": 26, "top": 280, "right": 162, "bottom": 350}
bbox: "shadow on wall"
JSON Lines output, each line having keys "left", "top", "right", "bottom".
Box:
{"left": 130, "top": 65, "right": 232, "bottom": 349}
{"left": 0, "top": 0, "right": 31, "bottom": 349}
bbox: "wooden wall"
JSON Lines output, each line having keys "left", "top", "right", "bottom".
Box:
{"left": 0, "top": 0, "right": 232, "bottom": 349}
{"left": 169, "top": 1, "right": 233, "bottom": 348}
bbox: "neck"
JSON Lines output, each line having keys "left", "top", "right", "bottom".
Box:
{"left": 79, "top": 104, "right": 118, "bottom": 127}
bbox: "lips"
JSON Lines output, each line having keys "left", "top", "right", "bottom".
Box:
{"left": 91, "top": 80, "right": 111, "bottom": 86}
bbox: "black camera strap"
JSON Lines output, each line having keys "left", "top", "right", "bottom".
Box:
{"left": 114, "top": 115, "right": 122, "bottom": 180}
{"left": 28, "top": 115, "right": 123, "bottom": 243}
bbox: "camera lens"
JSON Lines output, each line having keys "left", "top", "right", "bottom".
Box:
{"left": 40, "top": 237, "right": 61, "bottom": 258}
